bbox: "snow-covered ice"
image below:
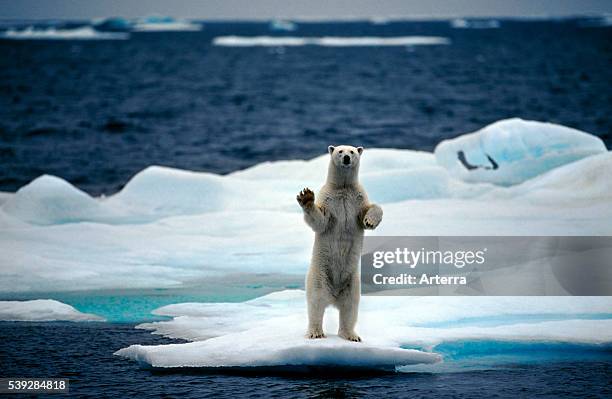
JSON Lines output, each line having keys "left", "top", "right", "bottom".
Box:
{"left": 0, "top": 299, "right": 104, "bottom": 321}
{"left": 115, "top": 290, "right": 612, "bottom": 370}
{"left": 434, "top": 119, "right": 607, "bottom": 185}
{"left": 0, "top": 118, "right": 610, "bottom": 292}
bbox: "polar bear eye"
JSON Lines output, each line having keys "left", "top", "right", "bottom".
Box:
{"left": 350, "top": 150, "right": 354, "bottom": 154}
{"left": 338, "top": 150, "right": 343, "bottom": 154}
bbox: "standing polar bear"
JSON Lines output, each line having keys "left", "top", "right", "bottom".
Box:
{"left": 296, "top": 145, "right": 383, "bottom": 342}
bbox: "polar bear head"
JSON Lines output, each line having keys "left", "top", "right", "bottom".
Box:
{"left": 328, "top": 145, "right": 364, "bottom": 169}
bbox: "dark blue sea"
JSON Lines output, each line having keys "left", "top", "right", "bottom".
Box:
{"left": 0, "top": 19, "right": 610, "bottom": 195}
{"left": 1, "top": 19, "right": 611, "bottom": 398}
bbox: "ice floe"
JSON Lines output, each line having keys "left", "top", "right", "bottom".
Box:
{"left": 0, "top": 299, "right": 104, "bottom": 321}
{"left": 450, "top": 19, "right": 501, "bottom": 29}
{"left": 0, "top": 119, "right": 609, "bottom": 292}
{"left": 0, "top": 26, "right": 129, "bottom": 40}
{"left": 116, "top": 290, "right": 612, "bottom": 370}
{"left": 213, "top": 36, "right": 451, "bottom": 47}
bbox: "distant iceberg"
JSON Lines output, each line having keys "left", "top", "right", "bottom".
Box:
{"left": 213, "top": 36, "right": 451, "bottom": 47}
{"left": 0, "top": 26, "right": 129, "bottom": 40}
{"left": 0, "top": 299, "right": 104, "bottom": 321}
{"left": 132, "top": 16, "right": 201, "bottom": 32}
{"left": 269, "top": 19, "right": 297, "bottom": 32}
{"left": 450, "top": 19, "right": 501, "bottom": 29}
{"left": 92, "top": 17, "right": 132, "bottom": 32}
{"left": 0, "top": 119, "right": 609, "bottom": 292}
{"left": 115, "top": 290, "right": 612, "bottom": 370}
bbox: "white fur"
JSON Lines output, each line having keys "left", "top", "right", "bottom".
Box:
{"left": 297, "top": 145, "right": 382, "bottom": 342}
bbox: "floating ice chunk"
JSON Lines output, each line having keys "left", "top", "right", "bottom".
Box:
{"left": 117, "top": 334, "right": 440, "bottom": 370}
{"left": 450, "top": 19, "right": 501, "bottom": 29}
{"left": 269, "top": 19, "right": 297, "bottom": 32}
{"left": 1, "top": 26, "right": 129, "bottom": 40}
{"left": 0, "top": 299, "right": 104, "bottom": 321}
{"left": 117, "top": 291, "right": 612, "bottom": 370}
{"left": 434, "top": 118, "right": 606, "bottom": 185}
{"left": 118, "top": 291, "right": 441, "bottom": 369}
{"left": 213, "top": 36, "right": 450, "bottom": 47}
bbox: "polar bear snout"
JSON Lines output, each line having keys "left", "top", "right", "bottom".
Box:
{"left": 343, "top": 155, "right": 351, "bottom": 165}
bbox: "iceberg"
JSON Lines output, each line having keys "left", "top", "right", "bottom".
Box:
{"left": 0, "top": 26, "right": 129, "bottom": 40}
{"left": 434, "top": 118, "right": 606, "bottom": 185}
{"left": 0, "top": 299, "right": 104, "bottom": 321}
{"left": 0, "top": 119, "right": 610, "bottom": 292}
{"left": 269, "top": 19, "right": 297, "bottom": 32}
{"left": 212, "top": 36, "right": 451, "bottom": 47}
{"left": 115, "top": 290, "right": 612, "bottom": 370}
{"left": 132, "top": 16, "right": 201, "bottom": 32}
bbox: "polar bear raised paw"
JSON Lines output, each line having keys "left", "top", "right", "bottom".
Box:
{"left": 363, "top": 205, "right": 383, "bottom": 229}
{"left": 296, "top": 188, "right": 315, "bottom": 208}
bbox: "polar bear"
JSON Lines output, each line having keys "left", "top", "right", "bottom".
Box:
{"left": 296, "top": 145, "right": 383, "bottom": 342}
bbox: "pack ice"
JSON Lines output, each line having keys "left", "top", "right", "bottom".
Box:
{"left": 0, "top": 118, "right": 610, "bottom": 292}
{"left": 115, "top": 290, "right": 612, "bottom": 370}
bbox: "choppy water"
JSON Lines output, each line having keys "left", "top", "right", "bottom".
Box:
{"left": 1, "top": 20, "right": 610, "bottom": 195}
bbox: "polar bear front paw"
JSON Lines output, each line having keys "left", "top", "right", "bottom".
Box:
{"left": 297, "top": 188, "right": 315, "bottom": 208}
{"left": 306, "top": 328, "right": 326, "bottom": 339}
{"left": 363, "top": 207, "right": 382, "bottom": 229}
{"left": 339, "top": 330, "right": 362, "bottom": 342}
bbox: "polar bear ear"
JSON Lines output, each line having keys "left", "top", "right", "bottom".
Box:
{"left": 357, "top": 147, "right": 364, "bottom": 154}
{"left": 328, "top": 145, "right": 335, "bottom": 155}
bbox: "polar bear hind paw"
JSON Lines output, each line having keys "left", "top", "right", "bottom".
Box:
{"left": 306, "top": 328, "right": 326, "bottom": 339}
{"left": 339, "top": 331, "right": 362, "bottom": 342}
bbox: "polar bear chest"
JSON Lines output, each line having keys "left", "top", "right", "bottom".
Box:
{"left": 322, "top": 188, "right": 365, "bottom": 234}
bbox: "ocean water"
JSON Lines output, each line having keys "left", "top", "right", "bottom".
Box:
{"left": 1, "top": 19, "right": 611, "bottom": 397}
{"left": 0, "top": 20, "right": 610, "bottom": 195}
{"left": 1, "top": 322, "right": 611, "bottom": 398}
